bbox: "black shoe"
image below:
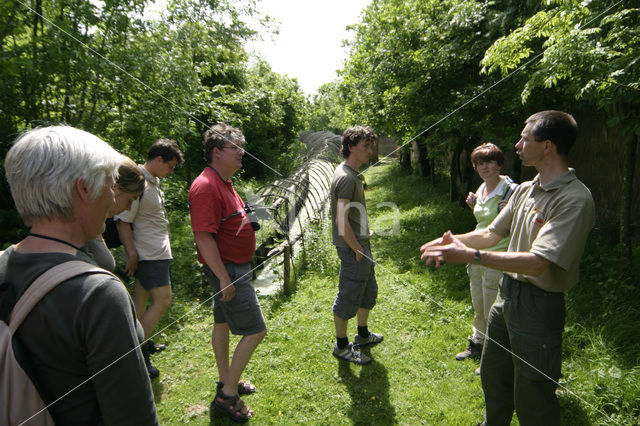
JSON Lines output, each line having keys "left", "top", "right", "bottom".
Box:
{"left": 146, "top": 339, "right": 166, "bottom": 355}
{"left": 455, "top": 337, "right": 482, "bottom": 361}
{"left": 142, "top": 343, "right": 160, "bottom": 379}
{"left": 147, "top": 364, "right": 160, "bottom": 379}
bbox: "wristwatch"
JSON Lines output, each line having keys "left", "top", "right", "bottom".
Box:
{"left": 473, "top": 249, "right": 481, "bottom": 264}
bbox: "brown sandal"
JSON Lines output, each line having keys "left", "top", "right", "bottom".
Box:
{"left": 212, "top": 390, "right": 253, "bottom": 422}
{"left": 216, "top": 380, "right": 257, "bottom": 395}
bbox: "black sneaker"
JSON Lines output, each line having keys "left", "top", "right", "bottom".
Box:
{"left": 455, "top": 337, "right": 482, "bottom": 361}
{"left": 147, "top": 364, "right": 160, "bottom": 379}
{"left": 146, "top": 339, "right": 166, "bottom": 355}
{"left": 142, "top": 343, "right": 160, "bottom": 379}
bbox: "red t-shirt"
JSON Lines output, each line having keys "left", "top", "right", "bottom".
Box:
{"left": 188, "top": 167, "right": 256, "bottom": 264}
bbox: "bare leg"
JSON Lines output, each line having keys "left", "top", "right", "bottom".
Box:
{"left": 133, "top": 279, "right": 149, "bottom": 321}
{"left": 356, "top": 308, "right": 370, "bottom": 327}
{"left": 212, "top": 323, "right": 230, "bottom": 383}
{"left": 334, "top": 314, "right": 348, "bottom": 339}
{"left": 139, "top": 285, "right": 172, "bottom": 340}
{"left": 221, "top": 330, "right": 266, "bottom": 397}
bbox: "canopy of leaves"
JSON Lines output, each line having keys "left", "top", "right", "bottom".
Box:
{"left": 482, "top": 0, "right": 640, "bottom": 131}
{"left": 0, "top": 0, "right": 310, "bottom": 244}
{"left": 337, "top": 0, "right": 542, "bottom": 154}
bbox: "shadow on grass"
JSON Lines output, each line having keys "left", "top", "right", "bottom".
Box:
{"left": 151, "top": 378, "right": 164, "bottom": 402}
{"left": 559, "top": 392, "right": 591, "bottom": 425}
{"left": 337, "top": 357, "right": 396, "bottom": 424}
{"left": 365, "top": 165, "right": 475, "bottom": 305}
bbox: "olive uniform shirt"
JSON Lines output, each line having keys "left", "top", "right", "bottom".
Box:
{"left": 489, "top": 169, "right": 595, "bottom": 293}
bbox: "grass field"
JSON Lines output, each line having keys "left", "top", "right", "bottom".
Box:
{"left": 141, "top": 162, "right": 639, "bottom": 425}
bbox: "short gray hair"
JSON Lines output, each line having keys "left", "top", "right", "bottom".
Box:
{"left": 5, "top": 125, "right": 123, "bottom": 225}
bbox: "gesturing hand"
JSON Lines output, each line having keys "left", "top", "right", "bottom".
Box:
{"left": 419, "top": 230, "right": 465, "bottom": 268}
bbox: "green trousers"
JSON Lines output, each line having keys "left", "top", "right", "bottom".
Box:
{"left": 480, "top": 275, "right": 565, "bottom": 426}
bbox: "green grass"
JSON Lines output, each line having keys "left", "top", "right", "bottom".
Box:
{"left": 144, "top": 162, "right": 639, "bottom": 425}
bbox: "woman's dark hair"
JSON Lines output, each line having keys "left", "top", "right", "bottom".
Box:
{"left": 470, "top": 143, "right": 504, "bottom": 167}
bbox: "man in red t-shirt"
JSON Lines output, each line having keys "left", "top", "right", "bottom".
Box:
{"left": 188, "top": 123, "right": 266, "bottom": 422}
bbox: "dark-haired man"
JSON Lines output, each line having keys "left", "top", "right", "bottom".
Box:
{"left": 420, "top": 111, "right": 595, "bottom": 425}
{"left": 330, "top": 125, "right": 383, "bottom": 365}
{"left": 189, "top": 123, "right": 266, "bottom": 422}
{"left": 116, "top": 138, "right": 184, "bottom": 378}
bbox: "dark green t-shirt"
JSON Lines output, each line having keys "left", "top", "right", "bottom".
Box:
{"left": 330, "top": 163, "right": 371, "bottom": 247}
{"left": 0, "top": 247, "right": 157, "bottom": 425}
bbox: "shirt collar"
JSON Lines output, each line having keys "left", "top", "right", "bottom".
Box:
{"left": 483, "top": 177, "right": 509, "bottom": 200}
{"left": 533, "top": 168, "right": 577, "bottom": 191}
{"left": 139, "top": 164, "right": 159, "bottom": 186}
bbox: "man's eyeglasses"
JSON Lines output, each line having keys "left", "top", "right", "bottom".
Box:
{"left": 221, "top": 144, "right": 244, "bottom": 153}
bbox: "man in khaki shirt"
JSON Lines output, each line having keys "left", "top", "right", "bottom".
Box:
{"left": 116, "top": 138, "right": 184, "bottom": 378}
{"left": 420, "top": 111, "right": 594, "bottom": 425}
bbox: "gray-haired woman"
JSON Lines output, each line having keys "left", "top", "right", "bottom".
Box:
{"left": 0, "top": 126, "right": 157, "bottom": 424}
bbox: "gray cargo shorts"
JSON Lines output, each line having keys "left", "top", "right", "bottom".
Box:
{"left": 332, "top": 243, "right": 378, "bottom": 320}
{"left": 203, "top": 262, "right": 266, "bottom": 336}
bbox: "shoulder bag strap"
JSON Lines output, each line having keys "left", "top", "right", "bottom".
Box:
{"left": 9, "top": 261, "right": 113, "bottom": 334}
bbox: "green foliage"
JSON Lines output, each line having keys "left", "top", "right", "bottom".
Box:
{"left": 0, "top": 0, "right": 311, "bottom": 242}
{"left": 482, "top": 1, "right": 640, "bottom": 111}
{"left": 307, "top": 81, "right": 352, "bottom": 134}
{"left": 300, "top": 221, "right": 340, "bottom": 277}
{"left": 339, "top": 0, "right": 533, "bottom": 151}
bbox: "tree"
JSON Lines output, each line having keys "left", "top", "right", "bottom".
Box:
{"left": 481, "top": 0, "right": 640, "bottom": 276}
{"left": 338, "top": 0, "right": 539, "bottom": 197}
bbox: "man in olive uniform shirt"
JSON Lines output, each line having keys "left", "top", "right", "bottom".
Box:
{"left": 420, "top": 111, "right": 595, "bottom": 425}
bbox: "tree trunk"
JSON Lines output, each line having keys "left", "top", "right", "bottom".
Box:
{"left": 450, "top": 142, "right": 463, "bottom": 202}
{"left": 399, "top": 145, "right": 411, "bottom": 170}
{"left": 28, "top": 0, "right": 43, "bottom": 122}
{"left": 415, "top": 136, "right": 431, "bottom": 179}
{"left": 619, "top": 132, "right": 637, "bottom": 279}
{"left": 429, "top": 158, "right": 435, "bottom": 185}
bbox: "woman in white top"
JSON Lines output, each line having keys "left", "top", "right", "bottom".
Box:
{"left": 86, "top": 158, "right": 145, "bottom": 271}
{"left": 455, "top": 143, "right": 517, "bottom": 372}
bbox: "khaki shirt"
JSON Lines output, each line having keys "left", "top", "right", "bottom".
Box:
{"left": 115, "top": 165, "right": 172, "bottom": 261}
{"left": 489, "top": 169, "right": 594, "bottom": 292}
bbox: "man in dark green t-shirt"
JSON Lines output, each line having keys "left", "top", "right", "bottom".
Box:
{"left": 330, "top": 126, "right": 383, "bottom": 365}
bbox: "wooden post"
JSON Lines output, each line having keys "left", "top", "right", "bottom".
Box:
{"left": 283, "top": 244, "right": 291, "bottom": 296}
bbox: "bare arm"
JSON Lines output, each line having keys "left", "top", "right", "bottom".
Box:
{"left": 116, "top": 220, "right": 138, "bottom": 277}
{"left": 420, "top": 230, "right": 550, "bottom": 276}
{"left": 335, "top": 198, "right": 364, "bottom": 262}
{"left": 193, "top": 231, "right": 235, "bottom": 302}
{"left": 420, "top": 228, "right": 502, "bottom": 254}
{"left": 456, "top": 228, "right": 503, "bottom": 249}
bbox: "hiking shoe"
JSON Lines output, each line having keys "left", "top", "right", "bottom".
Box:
{"left": 142, "top": 343, "right": 160, "bottom": 378}
{"left": 147, "top": 364, "right": 160, "bottom": 379}
{"left": 332, "top": 343, "right": 371, "bottom": 365}
{"left": 474, "top": 366, "right": 481, "bottom": 376}
{"left": 353, "top": 332, "right": 384, "bottom": 347}
{"left": 455, "top": 337, "right": 482, "bottom": 361}
{"left": 146, "top": 339, "right": 166, "bottom": 355}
